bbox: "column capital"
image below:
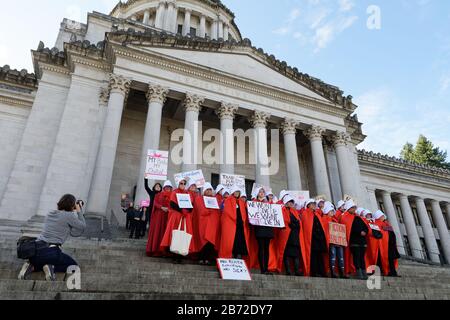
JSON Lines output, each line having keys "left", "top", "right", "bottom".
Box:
{"left": 217, "top": 102, "right": 238, "bottom": 120}
{"left": 305, "top": 125, "right": 325, "bottom": 141}
{"left": 332, "top": 131, "right": 351, "bottom": 147}
{"left": 109, "top": 74, "right": 131, "bottom": 96}
{"left": 281, "top": 118, "right": 298, "bottom": 135}
{"left": 146, "top": 84, "right": 169, "bottom": 104}
{"left": 250, "top": 111, "right": 270, "bottom": 128}
{"left": 99, "top": 86, "right": 110, "bottom": 106}
{"left": 184, "top": 93, "right": 205, "bottom": 113}
{"left": 184, "top": 8, "right": 192, "bottom": 13}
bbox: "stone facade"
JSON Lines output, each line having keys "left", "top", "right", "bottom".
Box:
{"left": 0, "top": 0, "right": 449, "bottom": 265}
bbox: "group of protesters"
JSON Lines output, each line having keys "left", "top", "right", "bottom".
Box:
{"left": 135, "top": 177, "right": 401, "bottom": 280}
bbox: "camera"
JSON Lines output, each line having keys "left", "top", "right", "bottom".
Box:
{"left": 76, "top": 200, "right": 85, "bottom": 208}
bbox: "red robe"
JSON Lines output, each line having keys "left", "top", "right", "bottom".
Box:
{"left": 300, "top": 208, "right": 329, "bottom": 277}
{"left": 375, "top": 220, "right": 392, "bottom": 275}
{"left": 335, "top": 210, "right": 343, "bottom": 221}
{"left": 365, "top": 219, "right": 382, "bottom": 271}
{"left": 192, "top": 194, "right": 221, "bottom": 253}
{"left": 216, "top": 194, "right": 224, "bottom": 208}
{"left": 321, "top": 215, "right": 335, "bottom": 273}
{"left": 269, "top": 206, "right": 302, "bottom": 273}
{"left": 146, "top": 190, "right": 171, "bottom": 256}
{"left": 340, "top": 211, "right": 356, "bottom": 275}
{"left": 218, "top": 196, "right": 253, "bottom": 261}
{"left": 160, "top": 189, "right": 195, "bottom": 253}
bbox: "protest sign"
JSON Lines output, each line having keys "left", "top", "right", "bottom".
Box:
{"left": 220, "top": 173, "right": 246, "bottom": 190}
{"left": 203, "top": 196, "right": 220, "bottom": 210}
{"left": 176, "top": 193, "right": 193, "bottom": 209}
{"left": 246, "top": 201, "right": 285, "bottom": 228}
{"left": 286, "top": 191, "right": 310, "bottom": 205}
{"left": 329, "top": 222, "right": 347, "bottom": 247}
{"left": 174, "top": 170, "right": 205, "bottom": 188}
{"left": 217, "top": 259, "right": 252, "bottom": 281}
{"left": 140, "top": 200, "right": 150, "bottom": 208}
{"left": 144, "top": 150, "right": 169, "bottom": 180}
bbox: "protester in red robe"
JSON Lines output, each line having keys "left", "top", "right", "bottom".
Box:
{"left": 374, "top": 210, "right": 401, "bottom": 277}
{"left": 335, "top": 200, "right": 346, "bottom": 221}
{"left": 160, "top": 178, "right": 194, "bottom": 262}
{"left": 300, "top": 199, "right": 328, "bottom": 277}
{"left": 316, "top": 199, "right": 325, "bottom": 217}
{"left": 218, "top": 186, "right": 252, "bottom": 262}
{"left": 146, "top": 180, "right": 173, "bottom": 257}
{"left": 192, "top": 183, "right": 221, "bottom": 265}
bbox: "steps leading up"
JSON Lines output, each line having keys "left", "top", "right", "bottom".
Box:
{"left": 0, "top": 231, "right": 449, "bottom": 300}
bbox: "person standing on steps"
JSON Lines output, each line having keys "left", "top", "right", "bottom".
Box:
{"left": 18, "top": 194, "right": 86, "bottom": 281}
{"left": 129, "top": 204, "right": 143, "bottom": 239}
{"left": 144, "top": 180, "right": 162, "bottom": 232}
{"left": 122, "top": 201, "right": 134, "bottom": 230}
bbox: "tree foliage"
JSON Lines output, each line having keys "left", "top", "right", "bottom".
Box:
{"left": 400, "top": 135, "right": 450, "bottom": 170}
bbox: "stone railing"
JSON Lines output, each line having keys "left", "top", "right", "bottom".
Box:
{"left": 0, "top": 65, "right": 37, "bottom": 88}
{"left": 358, "top": 149, "right": 450, "bottom": 180}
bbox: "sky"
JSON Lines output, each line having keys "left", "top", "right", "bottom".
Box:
{"left": 0, "top": 0, "right": 449, "bottom": 160}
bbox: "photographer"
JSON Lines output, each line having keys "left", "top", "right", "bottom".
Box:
{"left": 18, "top": 194, "right": 86, "bottom": 281}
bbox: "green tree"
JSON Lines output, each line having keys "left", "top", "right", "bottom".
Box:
{"left": 400, "top": 135, "right": 450, "bottom": 170}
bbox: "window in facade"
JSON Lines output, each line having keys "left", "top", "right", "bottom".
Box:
{"left": 411, "top": 207, "right": 420, "bottom": 226}
{"left": 177, "top": 25, "right": 183, "bottom": 34}
{"left": 190, "top": 27, "right": 197, "bottom": 36}
{"left": 379, "top": 202, "right": 385, "bottom": 213}
{"left": 427, "top": 210, "right": 436, "bottom": 228}
{"left": 395, "top": 205, "right": 404, "bottom": 224}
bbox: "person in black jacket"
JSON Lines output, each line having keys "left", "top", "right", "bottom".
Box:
{"left": 122, "top": 202, "right": 134, "bottom": 230}
{"left": 129, "top": 205, "right": 143, "bottom": 239}
{"left": 144, "top": 179, "right": 162, "bottom": 226}
{"left": 348, "top": 204, "right": 369, "bottom": 280}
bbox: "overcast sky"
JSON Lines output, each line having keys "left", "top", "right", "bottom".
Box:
{"left": 0, "top": 0, "right": 449, "bottom": 160}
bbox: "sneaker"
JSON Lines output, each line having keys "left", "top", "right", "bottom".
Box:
{"left": 18, "top": 262, "right": 34, "bottom": 280}
{"left": 43, "top": 265, "right": 56, "bottom": 281}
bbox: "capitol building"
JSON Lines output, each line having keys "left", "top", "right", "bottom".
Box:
{"left": 0, "top": 0, "right": 449, "bottom": 266}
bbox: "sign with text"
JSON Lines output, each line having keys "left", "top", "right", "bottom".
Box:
{"left": 140, "top": 200, "right": 150, "bottom": 208}
{"left": 286, "top": 191, "right": 310, "bottom": 206}
{"left": 203, "top": 196, "right": 220, "bottom": 210}
{"left": 329, "top": 222, "right": 347, "bottom": 247}
{"left": 176, "top": 193, "right": 193, "bottom": 209}
{"left": 144, "top": 150, "right": 169, "bottom": 180}
{"left": 220, "top": 173, "right": 246, "bottom": 190}
{"left": 246, "top": 201, "right": 285, "bottom": 228}
{"left": 174, "top": 170, "right": 206, "bottom": 188}
{"left": 217, "top": 259, "right": 252, "bottom": 281}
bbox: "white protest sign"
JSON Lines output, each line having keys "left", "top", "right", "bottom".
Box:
{"left": 220, "top": 173, "right": 246, "bottom": 190}
{"left": 246, "top": 201, "right": 285, "bottom": 228}
{"left": 203, "top": 196, "right": 220, "bottom": 210}
{"left": 251, "top": 183, "right": 272, "bottom": 199}
{"left": 217, "top": 259, "right": 252, "bottom": 281}
{"left": 144, "top": 150, "right": 169, "bottom": 180}
{"left": 286, "top": 191, "right": 310, "bottom": 207}
{"left": 174, "top": 170, "right": 206, "bottom": 188}
{"left": 176, "top": 193, "right": 193, "bottom": 209}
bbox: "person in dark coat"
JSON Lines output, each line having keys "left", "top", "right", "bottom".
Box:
{"left": 144, "top": 179, "right": 162, "bottom": 231}
{"left": 129, "top": 205, "right": 143, "bottom": 239}
{"left": 252, "top": 187, "right": 274, "bottom": 275}
{"left": 347, "top": 200, "right": 369, "bottom": 280}
{"left": 122, "top": 202, "right": 134, "bottom": 230}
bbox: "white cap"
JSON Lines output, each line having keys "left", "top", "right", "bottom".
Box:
{"left": 187, "top": 180, "right": 197, "bottom": 189}
{"left": 252, "top": 186, "right": 266, "bottom": 199}
{"left": 283, "top": 195, "right": 295, "bottom": 205}
{"left": 240, "top": 188, "right": 247, "bottom": 198}
{"left": 316, "top": 199, "right": 325, "bottom": 206}
{"left": 163, "top": 180, "right": 173, "bottom": 188}
{"left": 215, "top": 184, "right": 225, "bottom": 194}
{"left": 202, "top": 182, "right": 213, "bottom": 194}
{"left": 323, "top": 202, "right": 335, "bottom": 215}
{"left": 356, "top": 208, "right": 365, "bottom": 216}
{"left": 222, "top": 188, "right": 230, "bottom": 196}
{"left": 337, "top": 200, "right": 345, "bottom": 209}
{"left": 373, "top": 210, "right": 386, "bottom": 220}
{"left": 229, "top": 185, "right": 241, "bottom": 195}
{"left": 305, "top": 199, "right": 316, "bottom": 208}
{"left": 279, "top": 190, "right": 289, "bottom": 200}
{"left": 344, "top": 200, "right": 356, "bottom": 211}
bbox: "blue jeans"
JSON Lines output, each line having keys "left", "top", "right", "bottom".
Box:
{"left": 30, "top": 247, "right": 78, "bottom": 273}
{"left": 329, "top": 245, "right": 344, "bottom": 270}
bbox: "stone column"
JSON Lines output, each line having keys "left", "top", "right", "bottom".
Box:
{"left": 171, "top": 5, "right": 179, "bottom": 33}
{"left": 86, "top": 75, "right": 131, "bottom": 216}
{"left": 211, "top": 20, "right": 218, "bottom": 39}
{"left": 446, "top": 203, "right": 450, "bottom": 229}
{"left": 200, "top": 15, "right": 206, "bottom": 37}
{"left": 134, "top": 84, "right": 169, "bottom": 205}
{"left": 381, "top": 191, "right": 406, "bottom": 255}
{"left": 305, "top": 125, "right": 332, "bottom": 200}
{"left": 251, "top": 111, "right": 271, "bottom": 187}
{"left": 399, "top": 194, "right": 423, "bottom": 259}
{"left": 218, "top": 20, "right": 224, "bottom": 39}
{"left": 216, "top": 102, "right": 238, "bottom": 175}
{"left": 431, "top": 200, "right": 450, "bottom": 264}
{"left": 415, "top": 197, "right": 441, "bottom": 263}
{"left": 333, "top": 131, "right": 355, "bottom": 198}
{"left": 155, "top": 1, "right": 166, "bottom": 29}
{"left": 223, "top": 24, "right": 229, "bottom": 41}
{"left": 164, "top": 1, "right": 175, "bottom": 32}
{"left": 281, "top": 119, "right": 302, "bottom": 190}
{"left": 366, "top": 187, "right": 379, "bottom": 212}
{"left": 182, "top": 9, "right": 192, "bottom": 36}
{"left": 182, "top": 93, "right": 205, "bottom": 172}
{"left": 143, "top": 10, "right": 150, "bottom": 25}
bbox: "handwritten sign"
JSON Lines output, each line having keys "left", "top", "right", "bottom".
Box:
{"left": 144, "top": 150, "right": 169, "bottom": 180}
{"left": 217, "top": 259, "right": 252, "bottom": 281}
{"left": 203, "top": 196, "right": 220, "bottom": 210}
{"left": 286, "top": 191, "right": 310, "bottom": 206}
{"left": 174, "top": 170, "right": 205, "bottom": 188}
{"left": 246, "top": 202, "right": 285, "bottom": 228}
{"left": 220, "top": 173, "right": 246, "bottom": 190}
{"left": 176, "top": 193, "right": 193, "bottom": 209}
{"left": 140, "top": 200, "right": 150, "bottom": 208}
{"left": 329, "top": 222, "right": 347, "bottom": 247}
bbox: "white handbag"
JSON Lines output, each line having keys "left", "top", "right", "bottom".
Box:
{"left": 170, "top": 217, "right": 192, "bottom": 256}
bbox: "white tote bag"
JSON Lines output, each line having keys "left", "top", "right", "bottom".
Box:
{"left": 170, "top": 217, "right": 192, "bottom": 256}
